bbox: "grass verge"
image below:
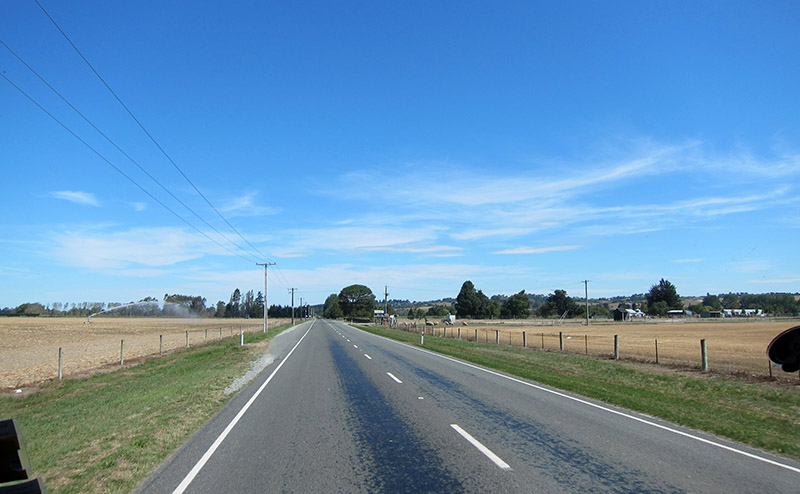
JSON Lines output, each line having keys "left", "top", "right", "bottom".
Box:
{"left": 0, "top": 324, "right": 291, "bottom": 494}
{"left": 358, "top": 325, "right": 800, "bottom": 462}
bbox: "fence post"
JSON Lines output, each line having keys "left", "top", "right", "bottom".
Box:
{"left": 495, "top": 330, "right": 500, "bottom": 345}
{"left": 458, "top": 328, "right": 461, "bottom": 340}
{"left": 240, "top": 330, "right": 244, "bottom": 346}
{"left": 219, "top": 328, "right": 222, "bottom": 339}
{"left": 58, "top": 347, "right": 63, "bottom": 380}
{"left": 444, "top": 327, "right": 447, "bottom": 338}
{"left": 559, "top": 332, "right": 564, "bottom": 351}
{"left": 585, "top": 335, "right": 588, "bottom": 355}
{"left": 655, "top": 338, "right": 659, "bottom": 364}
{"left": 205, "top": 329, "right": 208, "bottom": 343}
{"left": 475, "top": 329, "right": 478, "bottom": 342}
{"left": 701, "top": 339, "right": 708, "bottom": 372}
{"left": 614, "top": 335, "right": 619, "bottom": 360}
{"left": 523, "top": 331, "right": 527, "bottom": 348}
{"left": 120, "top": 340, "right": 124, "bottom": 366}
{"left": 541, "top": 332, "right": 544, "bottom": 349}
{"left": 185, "top": 331, "right": 190, "bottom": 348}
{"left": 769, "top": 360, "right": 773, "bottom": 380}
{"left": 160, "top": 335, "right": 163, "bottom": 356}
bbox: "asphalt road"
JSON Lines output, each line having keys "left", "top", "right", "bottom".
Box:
{"left": 139, "top": 319, "right": 800, "bottom": 493}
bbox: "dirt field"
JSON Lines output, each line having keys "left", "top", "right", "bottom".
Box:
{"left": 403, "top": 318, "right": 800, "bottom": 383}
{"left": 0, "top": 317, "right": 287, "bottom": 390}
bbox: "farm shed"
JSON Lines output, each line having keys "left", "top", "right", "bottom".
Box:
{"left": 612, "top": 308, "right": 644, "bottom": 321}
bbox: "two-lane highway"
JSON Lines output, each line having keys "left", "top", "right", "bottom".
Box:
{"left": 139, "top": 319, "right": 800, "bottom": 493}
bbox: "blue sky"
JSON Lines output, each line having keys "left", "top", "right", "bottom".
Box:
{"left": 1, "top": 1, "right": 799, "bottom": 309}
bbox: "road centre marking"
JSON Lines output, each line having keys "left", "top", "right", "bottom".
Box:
{"left": 364, "top": 354, "right": 372, "bottom": 360}
{"left": 171, "top": 321, "right": 315, "bottom": 494}
{"left": 357, "top": 324, "right": 800, "bottom": 475}
{"left": 354, "top": 344, "right": 358, "bottom": 349}
{"left": 386, "top": 372, "right": 403, "bottom": 384}
{"left": 451, "top": 424, "right": 511, "bottom": 470}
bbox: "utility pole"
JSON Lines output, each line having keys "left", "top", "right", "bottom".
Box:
{"left": 300, "top": 297, "right": 304, "bottom": 319}
{"left": 384, "top": 285, "right": 389, "bottom": 325}
{"left": 256, "top": 263, "right": 275, "bottom": 333}
{"left": 583, "top": 280, "right": 590, "bottom": 326}
{"left": 289, "top": 288, "right": 297, "bottom": 325}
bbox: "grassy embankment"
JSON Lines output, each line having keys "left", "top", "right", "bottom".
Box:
{"left": 358, "top": 324, "right": 800, "bottom": 462}
{"left": 0, "top": 323, "right": 292, "bottom": 494}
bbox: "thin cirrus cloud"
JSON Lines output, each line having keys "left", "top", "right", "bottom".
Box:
{"left": 50, "top": 190, "right": 100, "bottom": 207}
{"left": 51, "top": 227, "right": 214, "bottom": 270}
{"left": 221, "top": 192, "right": 281, "bottom": 217}
{"left": 494, "top": 245, "right": 580, "bottom": 255}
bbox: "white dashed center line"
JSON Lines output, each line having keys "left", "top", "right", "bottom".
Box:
{"left": 451, "top": 424, "right": 511, "bottom": 471}
{"left": 386, "top": 372, "right": 403, "bottom": 384}
{"left": 364, "top": 354, "right": 372, "bottom": 360}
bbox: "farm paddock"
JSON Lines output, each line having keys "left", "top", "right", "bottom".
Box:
{"left": 398, "top": 318, "right": 800, "bottom": 383}
{"left": 0, "top": 317, "right": 284, "bottom": 389}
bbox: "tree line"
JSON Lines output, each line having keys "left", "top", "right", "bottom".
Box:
{"left": 0, "top": 288, "right": 306, "bottom": 319}
{"left": 345, "top": 279, "right": 799, "bottom": 320}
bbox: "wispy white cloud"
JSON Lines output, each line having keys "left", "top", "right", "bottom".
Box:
{"left": 494, "top": 245, "right": 579, "bottom": 255}
{"left": 221, "top": 192, "right": 281, "bottom": 217}
{"left": 272, "top": 225, "right": 446, "bottom": 257}
{"left": 50, "top": 227, "right": 226, "bottom": 270}
{"left": 131, "top": 202, "right": 147, "bottom": 212}
{"left": 50, "top": 191, "right": 100, "bottom": 207}
{"left": 750, "top": 277, "right": 800, "bottom": 284}
{"left": 674, "top": 258, "right": 703, "bottom": 264}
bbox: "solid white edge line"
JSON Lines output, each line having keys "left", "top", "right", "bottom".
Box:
{"left": 451, "top": 424, "right": 511, "bottom": 470}
{"left": 349, "top": 323, "right": 800, "bottom": 475}
{"left": 386, "top": 372, "right": 403, "bottom": 384}
{"left": 171, "top": 321, "right": 316, "bottom": 494}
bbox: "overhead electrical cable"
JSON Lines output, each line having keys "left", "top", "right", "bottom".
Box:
{"left": 0, "top": 38, "right": 262, "bottom": 264}
{"left": 34, "top": 0, "right": 277, "bottom": 266}
{"left": 0, "top": 71, "right": 258, "bottom": 265}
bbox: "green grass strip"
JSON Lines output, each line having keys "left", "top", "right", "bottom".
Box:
{"left": 358, "top": 324, "right": 800, "bottom": 461}
{"left": 0, "top": 324, "right": 291, "bottom": 494}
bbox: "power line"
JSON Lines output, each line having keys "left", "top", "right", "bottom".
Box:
{"left": 34, "top": 0, "right": 276, "bottom": 264}
{"left": 0, "top": 71, "right": 257, "bottom": 264}
{"left": 0, "top": 38, "right": 262, "bottom": 264}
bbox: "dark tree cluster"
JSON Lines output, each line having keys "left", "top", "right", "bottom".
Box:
{"left": 322, "top": 284, "right": 377, "bottom": 320}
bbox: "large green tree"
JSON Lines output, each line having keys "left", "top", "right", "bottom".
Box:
{"left": 323, "top": 294, "right": 344, "bottom": 319}
{"left": 455, "top": 280, "right": 481, "bottom": 318}
{"left": 538, "top": 289, "right": 580, "bottom": 318}
{"left": 501, "top": 290, "right": 531, "bottom": 319}
{"left": 646, "top": 279, "right": 682, "bottom": 315}
{"left": 337, "top": 284, "right": 377, "bottom": 319}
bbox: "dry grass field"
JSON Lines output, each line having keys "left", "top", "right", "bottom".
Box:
{"left": 408, "top": 318, "right": 800, "bottom": 382}
{"left": 0, "top": 317, "right": 288, "bottom": 389}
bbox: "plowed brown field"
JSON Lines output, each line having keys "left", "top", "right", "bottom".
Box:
{"left": 0, "top": 317, "right": 287, "bottom": 389}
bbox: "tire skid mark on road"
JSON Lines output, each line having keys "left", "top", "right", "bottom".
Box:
{"left": 376, "top": 347, "right": 679, "bottom": 493}
{"left": 329, "top": 337, "right": 464, "bottom": 493}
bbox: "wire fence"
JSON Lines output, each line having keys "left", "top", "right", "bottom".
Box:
{"left": 393, "top": 320, "right": 797, "bottom": 384}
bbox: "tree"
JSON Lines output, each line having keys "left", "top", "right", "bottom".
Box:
{"left": 337, "top": 285, "right": 377, "bottom": 319}
{"left": 501, "top": 291, "right": 530, "bottom": 319}
{"left": 407, "top": 307, "right": 416, "bottom": 319}
{"left": 538, "top": 290, "right": 580, "bottom": 318}
{"left": 475, "top": 290, "right": 500, "bottom": 319}
{"left": 720, "top": 293, "right": 740, "bottom": 310}
{"left": 252, "top": 291, "right": 265, "bottom": 319}
{"left": 702, "top": 293, "right": 722, "bottom": 311}
{"left": 646, "top": 279, "right": 682, "bottom": 315}
{"left": 323, "top": 294, "right": 344, "bottom": 319}
{"left": 455, "top": 281, "right": 481, "bottom": 318}
{"left": 225, "top": 288, "right": 241, "bottom": 318}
